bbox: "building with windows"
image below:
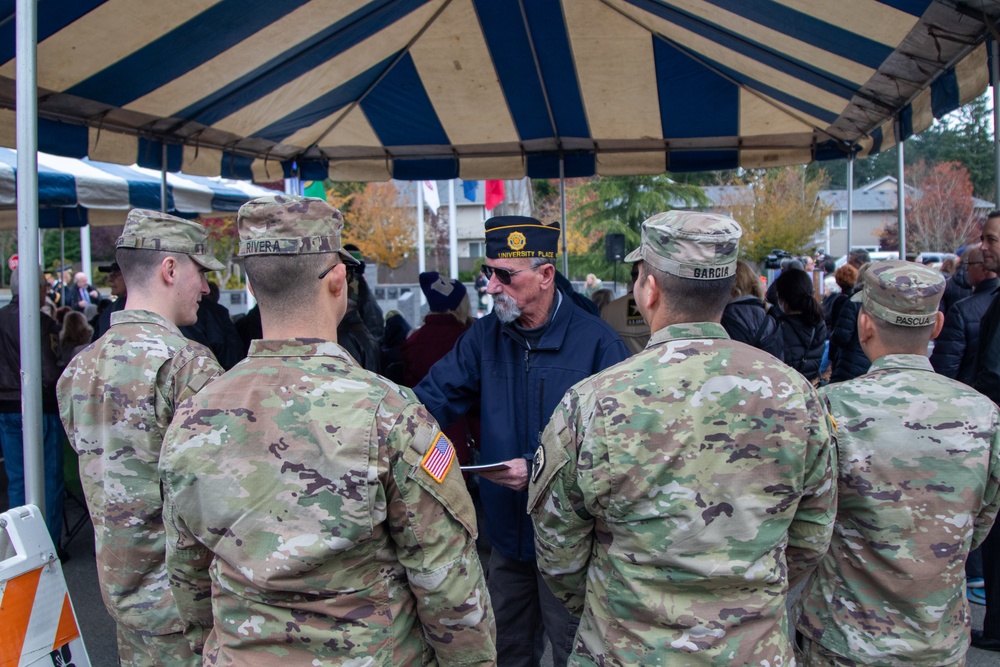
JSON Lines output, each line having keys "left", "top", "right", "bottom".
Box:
{"left": 376, "top": 178, "right": 533, "bottom": 283}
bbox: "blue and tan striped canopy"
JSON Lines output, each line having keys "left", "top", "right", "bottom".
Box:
{"left": 1, "top": 0, "right": 997, "bottom": 182}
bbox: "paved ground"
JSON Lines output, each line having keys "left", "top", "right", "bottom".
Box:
{"left": 3, "top": 464, "right": 999, "bottom": 665}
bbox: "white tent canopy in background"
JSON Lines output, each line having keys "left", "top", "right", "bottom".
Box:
{"left": 0, "top": 147, "right": 278, "bottom": 230}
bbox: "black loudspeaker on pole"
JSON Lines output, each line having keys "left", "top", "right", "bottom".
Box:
{"left": 605, "top": 234, "right": 625, "bottom": 262}
{"left": 605, "top": 233, "right": 626, "bottom": 293}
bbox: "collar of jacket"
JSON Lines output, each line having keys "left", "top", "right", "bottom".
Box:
{"left": 110, "top": 308, "right": 183, "bottom": 336}
{"left": 974, "top": 277, "right": 1000, "bottom": 295}
{"left": 500, "top": 290, "right": 567, "bottom": 350}
{"left": 868, "top": 353, "right": 933, "bottom": 373}
{"left": 648, "top": 321, "right": 730, "bottom": 346}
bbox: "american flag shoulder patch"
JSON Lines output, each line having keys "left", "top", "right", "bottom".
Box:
{"left": 421, "top": 432, "right": 456, "bottom": 483}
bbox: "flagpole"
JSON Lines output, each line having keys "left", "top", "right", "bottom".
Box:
{"left": 560, "top": 156, "right": 568, "bottom": 276}
{"left": 417, "top": 183, "right": 426, "bottom": 274}
{"left": 448, "top": 180, "right": 458, "bottom": 279}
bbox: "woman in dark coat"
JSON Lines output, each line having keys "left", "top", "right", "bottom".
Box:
{"left": 828, "top": 263, "right": 873, "bottom": 383}
{"left": 774, "top": 268, "right": 827, "bottom": 382}
{"left": 721, "top": 260, "right": 783, "bottom": 360}
{"left": 823, "top": 263, "right": 857, "bottom": 333}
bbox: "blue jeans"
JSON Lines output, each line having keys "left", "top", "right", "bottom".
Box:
{"left": 0, "top": 412, "right": 65, "bottom": 546}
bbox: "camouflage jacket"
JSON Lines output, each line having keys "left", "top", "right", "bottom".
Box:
{"left": 57, "top": 309, "right": 222, "bottom": 634}
{"left": 796, "top": 354, "right": 1000, "bottom": 666}
{"left": 160, "top": 339, "right": 497, "bottom": 665}
{"left": 528, "top": 322, "right": 836, "bottom": 667}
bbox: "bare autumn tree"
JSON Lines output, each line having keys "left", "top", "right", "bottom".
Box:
{"left": 717, "top": 167, "right": 831, "bottom": 265}
{"left": 880, "top": 160, "right": 984, "bottom": 252}
{"left": 340, "top": 182, "right": 415, "bottom": 272}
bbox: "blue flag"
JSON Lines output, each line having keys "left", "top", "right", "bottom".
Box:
{"left": 463, "top": 180, "right": 479, "bottom": 202}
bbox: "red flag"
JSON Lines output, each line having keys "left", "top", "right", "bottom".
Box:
{"left": 485, "top": 180, "right": 505, "bottom": 211}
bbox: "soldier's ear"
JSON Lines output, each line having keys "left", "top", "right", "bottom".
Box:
{"left": 930, "top": 311, "right": 945, "bottom": 340}
{"left": 639, "top": 273, "right": 658, "bottom": 312}
{"left": 160, "top": 256, "right": 178, "bottom": 286}
{"left": 325, "top": 263, "right": 348, "bottom": 298}
{"left": 857, "top": 311, "right": 875, "bottom": 344}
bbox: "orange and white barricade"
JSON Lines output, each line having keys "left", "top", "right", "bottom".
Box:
{"left": 0, "top": 505, "right": 90, "bottom": 667}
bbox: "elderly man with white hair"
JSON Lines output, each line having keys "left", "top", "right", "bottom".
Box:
{"left": 64, "top": 270, "right": 99, "bottom": 313}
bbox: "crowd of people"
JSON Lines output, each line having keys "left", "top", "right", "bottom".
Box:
{"left": 3, "top": 199, "right": 1000, "bottom": 666}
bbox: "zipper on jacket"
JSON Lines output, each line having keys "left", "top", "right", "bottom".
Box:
{"left": 537, "top": 378, "right": 545, "bottom": 447}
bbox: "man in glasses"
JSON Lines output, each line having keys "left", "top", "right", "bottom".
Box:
{"left": 529, "top": 211, "right": 836, "bottom": 666}
{"left": 415, "top": 215, "right": 629, "bottom": 667}
{"left": 931, "top": 246, "right": 998, "bottom": 384}
{"left": 598, "top": 261, "right": 650, "bottom": 355}
{"left": 92, "top": 260, "right": 127, "bottom": 340}
{"left": 159, "top": 195, "right": 496, "bottom": 664}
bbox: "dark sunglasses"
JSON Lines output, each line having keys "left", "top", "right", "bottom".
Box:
{"left": 481, "top": 263, "right": 526, "bottom": 286}
{"left": 318, "top": 262, "right": 354, "bottom": 281}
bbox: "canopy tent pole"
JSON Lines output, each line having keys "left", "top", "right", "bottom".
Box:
{"left": 80, "top": 226, "right": 92, "bottom": 282}
{"left": 160, "top": 144, "right": 167, "bottom": 213}
{"left": 59, "top": 218, "right": 65, "bottom": 295}
{"left": 448, "top": 180, "right": 458, "bottom": 279}
{"left": 559, "top": 156, "right": 568, "bottom": 277}
{"left": 993, "top": 37, "right": 999, "bottom": 208}
{"left": 846, "top": 157, "right": 854, "bottom": 256}
{"left": 897, "top": 140, "right": 906, "bottom": 260}
{"left": 417, "top": 184, "right": 426, "bottom": 274}
{"left": 16, "top": 0, "right": 45, "bottom": 520}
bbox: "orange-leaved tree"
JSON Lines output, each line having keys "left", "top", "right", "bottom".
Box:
{"left": 200, "top": 215, "right": 241, "bottom": 288}
{"left": 534, "top": 178, "right": 597, "bottom": 255}
{"left": 717, "top": 167, "right": 831, "bottom": 265}
{"left": 340, "top": 182, "right": 415, "bottom": 270}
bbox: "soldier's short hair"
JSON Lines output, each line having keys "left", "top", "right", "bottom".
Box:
{"left": 640, "top": 260, "right": 733, "bottom": 318}
{"left": 116, "top": 247, "right": 188, "bottom": 290}
{"left": 863, "top": 303, "right": 935, "bottom": 351}
{"left": 244, "top": 253, "right": 333, "bottom": 316}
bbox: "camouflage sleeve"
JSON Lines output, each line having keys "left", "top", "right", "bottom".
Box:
{"left": 161, "top": 413, "right": 214, "bottom": 632}
{"left": 785, "top": 391, "right": 837, "bottom": 589}
{"left": 972, "top": 407, "right": 1000, "bottom": 549}
{"left": 165, "top": 346, "right": 223, "bottom": 408}
{"left": 385, "top": 400, "right": 497, "bottom": 666}
{"left": 528, "top": 388, "right": 594, "bottom": 616}
{"left": 158, "top": 353, "right": 220, "bottom": 634}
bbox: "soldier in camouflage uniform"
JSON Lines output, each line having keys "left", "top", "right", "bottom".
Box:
{"left": 794, "top": 260, "right": 1000, "bottom": 666}
{"left": 528, "top": 211, "right": 837, "bottom": 666}
{"left": 57, "top": 210, "right": 225, "bottom": 665}
{"left": 159, "top": 195, "right": 497, "bottom": 665}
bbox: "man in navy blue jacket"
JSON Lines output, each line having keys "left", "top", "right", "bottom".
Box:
{"left": 415, "top": 216, "right": 629, "bottom": 667}
{"left": 930, "top": 246, "right": 998, "bottom": 384}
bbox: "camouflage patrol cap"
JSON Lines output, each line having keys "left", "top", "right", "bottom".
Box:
{"left": 852, "top": 259, "right": 944, "bottom": 327}
{"left": 624, "top": 210, "right": 742, "bottom": 280}
{"left": 116, "top": 209, "right": 224, "bottom": 271}
{"left": 237, "top": 194, "right": 360, "bottom": 266}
